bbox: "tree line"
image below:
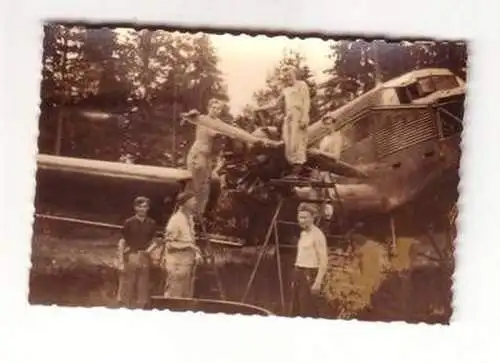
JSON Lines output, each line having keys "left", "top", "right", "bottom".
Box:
{"left": 38, "top": 24, "right": 467, "bottom": 167}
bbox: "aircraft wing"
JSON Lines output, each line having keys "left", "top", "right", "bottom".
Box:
{"left": 37, "top": 154, "right": 192, "bottom": 184}
{"left": 35, "top": 154, "right": 191, "bottom": 229}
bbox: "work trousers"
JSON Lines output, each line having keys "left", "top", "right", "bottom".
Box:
{"left": 186, "top": 149, "right": 213, "bottom": 216}
{"left": 282, "top": 109, "right": 308, "bottom": 165}
{"left": 117, "top": 251, "right": 151, "bottom": 309}
{"left": 289, "top": 266, "right": 319, "bottom": 318}
{"left": 163, "top": 248, "right": 197, "bottom": 298}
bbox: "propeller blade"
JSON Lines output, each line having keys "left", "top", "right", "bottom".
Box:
{"left": 182, "top": 112, "right": 282, "bottom": 148}
{"left": 306, "top": 149, "right": 368, "bottom": 179}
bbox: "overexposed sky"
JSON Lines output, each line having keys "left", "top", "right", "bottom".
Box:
{"left": 113, "top": 29, "right": 333, "bottom": 114}
{"left": 210, "top": 34, "right": 333, "bottom": 114}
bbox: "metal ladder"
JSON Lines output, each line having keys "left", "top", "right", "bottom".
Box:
{"left": 240, "top": 176, "right": 349, "bottom": 315}
{"left": 196, "top": 213, "right": 227, "bottom": 301}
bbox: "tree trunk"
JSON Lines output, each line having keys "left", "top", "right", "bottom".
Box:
{"left": 54, "top": 108, "right": 65, "bottom": 155}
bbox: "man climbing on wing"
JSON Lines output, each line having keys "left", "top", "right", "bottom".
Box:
{"left": 184, "top": 98, "right": 224, "bottom": 219}
{"left": 182, "top": 98, "right": 281, "bottom": 219}
{"left": 254, "top": 65, "right": 311, "bottom": 178}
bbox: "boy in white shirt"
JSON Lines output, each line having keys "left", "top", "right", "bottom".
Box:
{"left": 290, "top": 203, "right": 329, "bottom": 317}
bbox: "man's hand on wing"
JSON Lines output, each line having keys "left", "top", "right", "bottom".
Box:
{"left": 181, "top": 109, "right": 201, "bottom": 124}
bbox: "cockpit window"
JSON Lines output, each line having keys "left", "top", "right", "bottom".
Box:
{"left": 398, "top": 75, "right": 460, "bottom": 102}
{"left": 415, "top": 75, "right": 459, "bottom": 97}
{"left": 419, "top": 77, "right": 435, "bottom": 94}
{"left": 406, "top": 83, "right": 421, "bottom": 100}
{"left": 431, "top": 75, "right": 460, "bottom": 90}
{"left": 380, "top": 88, "right": 400, "bottom": 105}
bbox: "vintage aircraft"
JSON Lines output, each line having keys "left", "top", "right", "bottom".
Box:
{"left": 33, "top": 67, "right": 463, "bottom": 313}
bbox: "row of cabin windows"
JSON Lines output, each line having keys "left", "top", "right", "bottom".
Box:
{"left": 337, "top": 75, "right": 461, "bottom": 149}
{"left": 328, "top": 75, "right": 462, "bottom": 162}
{"left": 337, "top": 105, "right": 462, "bottom": 160}
{"left": 381, "top": 75, "right": 460, "bottom": 106}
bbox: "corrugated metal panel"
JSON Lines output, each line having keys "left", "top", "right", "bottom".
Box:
{"left": 340, "top": 136, "right": 376, "bottom": 164}
{"left": 373, "top": 108, "right": 438, "bottom": 159}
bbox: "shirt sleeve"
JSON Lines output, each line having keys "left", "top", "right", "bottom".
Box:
{"left": 148, "top": 219, "right": 157, "bottom": 241}
{"left": 164, "top": 214, "right": 180, "bottom": 242}
{"left": 121, "top": 220, "right": 130, "bottom": 242}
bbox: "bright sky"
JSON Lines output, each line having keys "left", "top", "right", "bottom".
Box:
{"left": 209, "top": 34, "right": 333, "bottom": 114}
{"left": 114, "top": 29, "right": 333, "bottom": 115}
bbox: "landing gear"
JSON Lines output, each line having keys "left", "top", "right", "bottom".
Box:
{"left": 240, "top": 197, "right": 286, "bottom": 314}
{"left": 389, "top": 214, "right": 397, "bottom": 257}
{"left": 241, "top": 176, "right": 348, "bottom": 316}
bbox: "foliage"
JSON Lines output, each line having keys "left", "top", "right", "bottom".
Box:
{"left": 323, "top": 240, "right": 390, "bottom": 318}
{"left": 39, "top": 25, "right": 229, "bottom": 166}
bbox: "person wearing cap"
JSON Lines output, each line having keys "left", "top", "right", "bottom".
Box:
{"left": 117, "top": 196, "right": 157, "bottom": 309}
{"left": 254, "top": 65, "right": 311, "bottom": 178}
{"left": 289, "top": 202, "right": 328, "bottom": 317}
{"left": 160, "top": 191, "right": 203, "bottom": 298}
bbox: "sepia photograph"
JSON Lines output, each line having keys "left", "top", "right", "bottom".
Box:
{"left": 29, "top": 23, "right": 467, "bottom": 324}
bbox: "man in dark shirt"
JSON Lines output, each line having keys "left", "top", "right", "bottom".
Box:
{"left": 117, "top": 196, "right": 157, "bottom": 309}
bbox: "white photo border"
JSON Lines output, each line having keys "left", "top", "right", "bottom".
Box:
{"left": 1, "top": 0, "right": 499, "bottom": 362}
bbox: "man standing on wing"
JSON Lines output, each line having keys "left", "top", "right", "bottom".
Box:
{"left": 254, "top": 65, "right": 311, "bottom": 178}
{"left": 184, "top": 98, "right": 225, "bottom": 218}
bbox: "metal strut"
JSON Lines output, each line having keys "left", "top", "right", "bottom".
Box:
{"left": 197, "top": 212, "right": 227, "bottom": 301}
{"left": 240, "top": 197, "right": 285, "bottom": 312}
{"left": 389, "top": 214, "right": 397, "bottom": 256}
{"left": 320, "top": 172, "right": 353, "bottom": 252}
{"left": 240, "top": 173, "right": 350, "bottom": 315}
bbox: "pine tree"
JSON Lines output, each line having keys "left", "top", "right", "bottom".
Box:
{"left": 39, "top": 24, "right": 101, "bottom": 155}
{"left": 97, "top": 30, "right": 229, "bottom": 166}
